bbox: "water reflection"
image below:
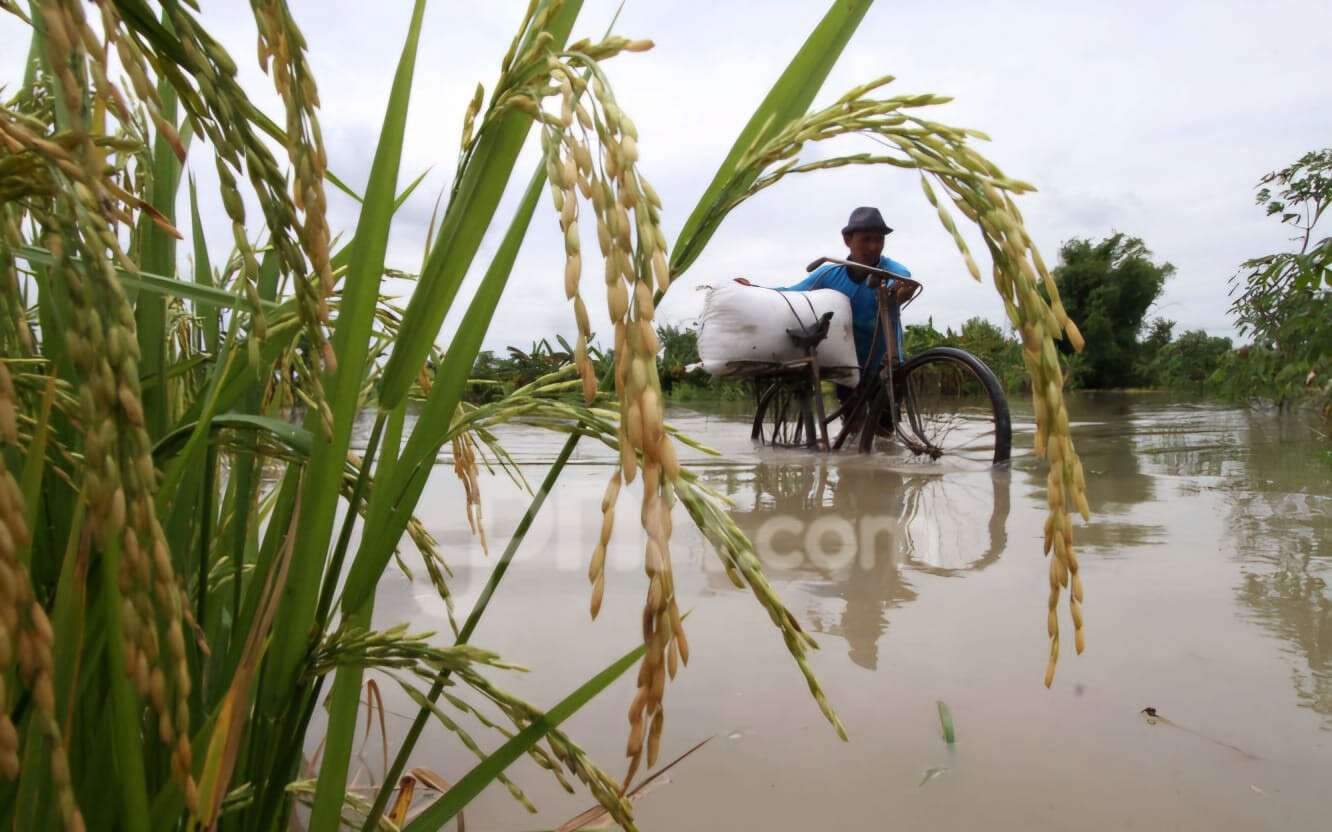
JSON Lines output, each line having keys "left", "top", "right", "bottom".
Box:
{"left": 715, "top": 458, "right": 1011, "bottom": 669}
{"left": 1215, "top": 410, "right": 1332, "bottom": 723}
{"left": 1068, "top": 394, "right": 1160, "bottom": 512}
{"left": 1051, "top": 397, "right": 1331, "bottom": 726}
{"left": 1021, "top": 394, "right": 1167, "bottom": 554}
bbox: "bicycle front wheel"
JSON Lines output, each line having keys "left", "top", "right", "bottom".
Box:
{"left": 897, "top": 347, "right": 1011, "bottom": 464}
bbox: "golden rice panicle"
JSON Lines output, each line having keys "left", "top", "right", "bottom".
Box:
{"left": 951, "top": 182, "right": 1088, "bottom": 687}
{"left": 844, "top": 104, "right": 1091, "bottom": 685}
{"left": 542, "top": 124, "right": 597, "bottom": 405}
{"left": 673, "top": 477, "right": 845, "bottom": 740}
{"left": 0, "top": 351, "right": 81, "bottom": 832}
{"left": 451, "top": 432, "right": 489, "bottom": 557}
{"left": 588, "top": 470, "right": 620, "bottom": 620}
{"left": 39, "top": 185, "right": 199, "bottom": 813}
{"left": 124, "top": 0, "right": 338, "bottom": 435}
{"left": 253, "top": 0, "right": 339, "bottom": 385}
{"left": 1, "top": 234, "right": 34, "bottom": 359}
{"left": 529, "top": 43, "right": 685, "bottom": 779}
{"left": 0, "top": 364, "right": 28, "bottom": 779}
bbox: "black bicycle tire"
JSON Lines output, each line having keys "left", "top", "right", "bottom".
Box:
{"left": 751, "top": 382, "right": 777, "bottom": 440}
{"left": 753, "top": 381, "right": 816, "bottom": 447}
{"left": 896, "top": 346, "right": 1012, "bottom": 464}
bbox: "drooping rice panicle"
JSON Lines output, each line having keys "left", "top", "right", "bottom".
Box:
{"left": 664, "top": 73, "right": 1089, "bottom": 687}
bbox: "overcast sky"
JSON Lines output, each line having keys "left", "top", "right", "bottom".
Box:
{"left": 5, "top": 1, "right": 1331, "bottom": 350}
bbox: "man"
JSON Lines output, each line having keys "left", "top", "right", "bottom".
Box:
{"left": 740, "top": 206, "right": 913, "bottom": 394}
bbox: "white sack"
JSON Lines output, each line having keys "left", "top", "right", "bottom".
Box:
{"left": 697, "top": 282, "right": 860, "bottom": 385}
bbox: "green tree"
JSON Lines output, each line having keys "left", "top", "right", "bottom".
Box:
{"left": 653, "top": 323, "right": 704, "bottom": 393}
{"left": 1227, "top": 148, "right": 1332, "bottom": 410}
{"left": 1052, "top": 234, "right": 1175, "bottom": 388}
{"left": 903, "top": 317, "right": 946, "bottom": 355}
{"left": 1134, "top": 318, "right": 1175, "bottom": 386}
{"left": 1156, "top": 330, "right": 1233, "bottom": 390}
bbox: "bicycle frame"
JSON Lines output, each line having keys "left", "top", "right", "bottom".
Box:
{"left": 747, "top": 257, "right": 1012, "bottom": 462}
{"left": 803, "top": 258, "right": 931, "bottom": 455}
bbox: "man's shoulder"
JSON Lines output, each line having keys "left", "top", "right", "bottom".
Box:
{"left": 879, "top": 256, "right": 911, "bottom": 277}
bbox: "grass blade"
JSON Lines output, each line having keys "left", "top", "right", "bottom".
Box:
{"left": 16, "top": 245, "right": 278, "bottom": 312}
{"left": 669, "top": 0, "right": 872, "bottom": 278}
{"left": 937, "top": 700, "right": 955, "bottom": 744}
{"left": 341, "top": 160, "right": 548, "bottom": 617}
{"left": 188, "top": 173, "right": 220, "bottom": 354}
{"left": 360, "top": 428, "right": 581, "bottom": 830}
{"left": 375, "top": 0, "right": 583, "bottom": 407}
{"left": 401, "top": 641, "right": 647, "bottom": 832}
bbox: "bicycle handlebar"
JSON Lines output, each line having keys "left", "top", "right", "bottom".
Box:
{"left": 805, "top": 256, "right": 922, "bottom": 303}
{"left": 805, "top": 255, "right": 922, "bottom": 289}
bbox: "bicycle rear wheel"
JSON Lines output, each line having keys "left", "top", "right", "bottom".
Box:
{"left": 896, "top": 347, "right": 1011, "bottom": 464}
{"left": 752, "top": 380, "right": 821, "bottom": 448}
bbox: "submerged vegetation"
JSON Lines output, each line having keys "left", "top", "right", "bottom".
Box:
{"left": 1, "top": 1, "right": 1091, "bottom": 829}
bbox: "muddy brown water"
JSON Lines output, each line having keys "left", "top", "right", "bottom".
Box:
{"left": 347, "top": 394, "right": 1331, "bottom": 830}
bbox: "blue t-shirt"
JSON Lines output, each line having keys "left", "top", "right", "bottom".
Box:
{"left": 779, "top": 256, "right": 911, "bottom": 379}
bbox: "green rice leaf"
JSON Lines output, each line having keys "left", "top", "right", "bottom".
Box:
{"left": 401, "top": 640, "right": 646, "bottom": 832}
{"left": 259, "top": 3, "right": 432, "bottom": 825}
{"left": 16, "top": 246, "right": 278, "bottom": 312}
{"left": 189, "top": 174, "right": 220, "bottom": 354}
{"left": 937, "top": 700, "right": 955, "bottom": 744}
{"left": 375, "top": 0, "right": 583, "bottom": 408}
{"left": 133, "top": 73, "right": 183, "bottom": 439}
{"left": 340, "top": 161, "right": 548, "bottom": 617}
{"left": 669, "top": 0, "right": 872, "bottom": 278}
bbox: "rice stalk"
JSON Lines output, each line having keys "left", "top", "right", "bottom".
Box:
{"left": 1, "top": 2, "right": 1085, "bottom": 829}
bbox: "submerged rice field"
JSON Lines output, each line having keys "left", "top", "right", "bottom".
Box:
{"left": 352, "top": 394, "right": 1332, "bottom": 830}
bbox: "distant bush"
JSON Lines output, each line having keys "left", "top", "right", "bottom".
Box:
{"left": 904, "top": 317, "right": 1029, "bottom": 392}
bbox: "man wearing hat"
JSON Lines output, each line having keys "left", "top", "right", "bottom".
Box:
{"left": 738, "top": 206, "right": 913, "bottom": 386}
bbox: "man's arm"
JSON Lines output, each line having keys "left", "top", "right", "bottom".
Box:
{"left": 778, "top": 264, "right": 839, "bottom": 293}
{"left": 777, "top": 273, "right": 819, "bottom": 293}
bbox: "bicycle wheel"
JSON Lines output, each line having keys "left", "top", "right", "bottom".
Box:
{"left": 752, "top": 380, "right": 819, "bottom": 448}
{"left": 896, "top": 347, "right": 1011, "bottom": 464}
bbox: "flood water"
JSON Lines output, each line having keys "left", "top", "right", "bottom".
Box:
{"left": 359, "top": 395, "right": 1331, "bottom": 830}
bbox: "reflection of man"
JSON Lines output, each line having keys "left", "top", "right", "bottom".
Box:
{"left": 828, "top": 464, "right": 912, "bottom": 671}
{"left": 724, "top": 460, "right": 917, "bottom": 671}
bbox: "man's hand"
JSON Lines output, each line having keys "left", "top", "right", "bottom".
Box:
{"left": 891, "top": 280, "right": 915, "bottom": 302}
{"left": 733, "top": 277, "right": 757, "bottom": 287}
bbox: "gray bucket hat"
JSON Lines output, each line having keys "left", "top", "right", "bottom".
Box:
{"left": 841, "top": 206, "right": 892, "bottom": 236}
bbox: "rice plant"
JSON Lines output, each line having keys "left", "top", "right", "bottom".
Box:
{"left": 0, "top": 1, "right": 1088, "bottom": 830}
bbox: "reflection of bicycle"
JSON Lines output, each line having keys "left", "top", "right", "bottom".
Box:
{"left": 735, "top": 257, "right": 1012, "bottom": 465}
{"left": 718, "top": 458, "right": 1013, "bottom": 670}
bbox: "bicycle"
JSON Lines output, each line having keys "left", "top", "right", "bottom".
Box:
{"left": 734, "top": 257, "right": 1012, "bottom": 465}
